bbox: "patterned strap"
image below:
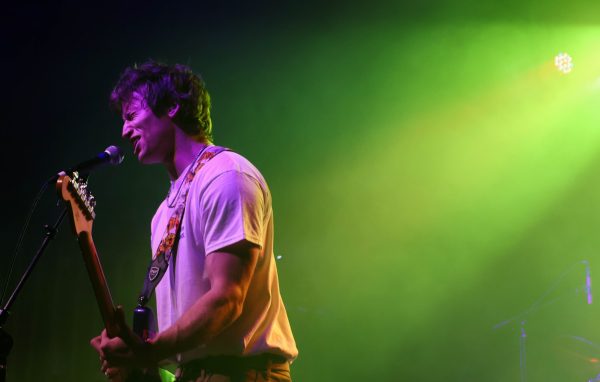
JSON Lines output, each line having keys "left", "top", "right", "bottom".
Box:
{"left": 138, "top": 145, "right": 229, "bottom": 306}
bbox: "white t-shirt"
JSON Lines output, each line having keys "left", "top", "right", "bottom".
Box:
{"left": 151, "top": 149, "right": 298, "bottom": 364}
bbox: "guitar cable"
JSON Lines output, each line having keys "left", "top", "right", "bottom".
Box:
{"left": 0, "top": 176, "right": 53, "bottom": 308}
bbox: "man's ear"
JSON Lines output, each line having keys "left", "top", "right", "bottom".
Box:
{"left": 167, "top": 104, "right": 180, "bottom": 118}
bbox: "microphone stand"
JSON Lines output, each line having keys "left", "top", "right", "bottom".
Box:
{"left": 493, "top": 260, "right": 592, "bottom": 382}
{"left": 0, "top": 207, "right": 68, "bottom": 382}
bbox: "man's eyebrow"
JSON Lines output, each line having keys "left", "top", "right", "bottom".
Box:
{"left": 122, "top": 102, "right": 132, "bottom": 115}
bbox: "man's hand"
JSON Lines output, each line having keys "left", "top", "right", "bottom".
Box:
{"left": 98, "top": 363, "right": 130, "bottom": 382}
{"left": 90, "top": 330, "right": 131, "bottom": 381}
{"left": 90, "top": 306, "right": 157, "bottom": 375}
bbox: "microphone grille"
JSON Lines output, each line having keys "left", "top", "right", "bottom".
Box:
{"left": 104, "top": 145, "right": 125, "bottom": 165}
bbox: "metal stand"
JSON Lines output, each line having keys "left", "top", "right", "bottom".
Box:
{"left": 519, "top": 321, "right": 527, "bottom": 382}
{"left": 494, "top": 260, "right": 592, "bottom": 382}
{"left": 0, "top": 207, "right": 67, "bottom": 382}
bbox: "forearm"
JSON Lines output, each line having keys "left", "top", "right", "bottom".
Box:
{"left": 149, "top": 288, "right": 243, "bottom": 362}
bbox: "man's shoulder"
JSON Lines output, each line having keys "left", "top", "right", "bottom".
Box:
{"left": 201, "top": 149, "right": 265, "bottom": 183}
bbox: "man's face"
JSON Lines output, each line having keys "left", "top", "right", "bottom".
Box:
{"left": 121, "top": 91, "right": 174, "bottom": 164}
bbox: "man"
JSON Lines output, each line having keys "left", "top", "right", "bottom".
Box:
{"left": 90, "top": 61, "right": 298, "bottom": 382}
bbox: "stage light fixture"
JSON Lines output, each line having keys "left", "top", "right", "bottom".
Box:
{"left": 555, "top": 52, "right": 573, "bottom": 74}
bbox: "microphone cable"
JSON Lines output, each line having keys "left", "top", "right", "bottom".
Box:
{"left": 0, "top": 175, "right": 54, "bottom": 307}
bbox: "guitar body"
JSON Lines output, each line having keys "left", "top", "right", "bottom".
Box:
{"left": 128, "top": 306, "right": 161, "bottom": 382}
{"left": 133, "top": 305, "right": 156, "bottom": 343}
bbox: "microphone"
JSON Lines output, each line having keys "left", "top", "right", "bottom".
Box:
{"left": 49, "top": 146, "right": 124, "bottom": 183}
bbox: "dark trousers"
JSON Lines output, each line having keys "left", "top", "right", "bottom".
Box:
{"left": 174, "top": 354, "right": 291, "bottom": 382}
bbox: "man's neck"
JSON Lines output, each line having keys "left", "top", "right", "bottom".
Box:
{"left": 165, "top": 130, "right": 210, "bottom": 181}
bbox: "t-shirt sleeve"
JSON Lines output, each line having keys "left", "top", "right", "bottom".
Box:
{"left": 199, "top": 170, "right": 266, "bottom": 255}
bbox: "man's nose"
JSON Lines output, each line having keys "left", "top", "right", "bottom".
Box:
{"left": 122, "top": 124, "right": 132, "bottom": 139}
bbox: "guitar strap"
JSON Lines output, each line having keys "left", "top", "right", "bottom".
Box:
{"left": 138, "top": 145, "right": 229, "bottom": 307}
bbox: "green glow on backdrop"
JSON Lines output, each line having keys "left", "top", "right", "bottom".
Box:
{"left": 253, "top": 23, "right": 600, "bottom": 380}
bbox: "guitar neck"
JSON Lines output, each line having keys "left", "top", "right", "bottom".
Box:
{"left": 77, "top": 231, "right": 119, "bottom": 337}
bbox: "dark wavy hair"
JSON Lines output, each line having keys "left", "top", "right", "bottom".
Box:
{"left": 110, "top": 60, "right": 213, "bottom": 141}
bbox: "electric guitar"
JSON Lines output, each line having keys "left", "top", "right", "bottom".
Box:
{"left": 57, "top": 172, "right": 162, "bottom": 382}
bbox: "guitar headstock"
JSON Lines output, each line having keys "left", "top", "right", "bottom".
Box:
{"left": 56, "top": 172, "right": 97, "bottom": 234}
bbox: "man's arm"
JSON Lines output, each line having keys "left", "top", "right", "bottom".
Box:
{"left": 150, "top": 240, "right": 259, "bottom": 360}
{"left": 92, "top": 240, "right": 259, "bottom": 368}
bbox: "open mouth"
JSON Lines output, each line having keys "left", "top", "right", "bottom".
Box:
{"left": 132, "top": 138, "right": 141, "bottom": 156}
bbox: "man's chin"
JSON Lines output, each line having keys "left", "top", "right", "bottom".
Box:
{"left": 137, "top": 151, "right": 149, "bottom": 163}
{"left": 138, "top": 153, "right": 161, "bottom": 165}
